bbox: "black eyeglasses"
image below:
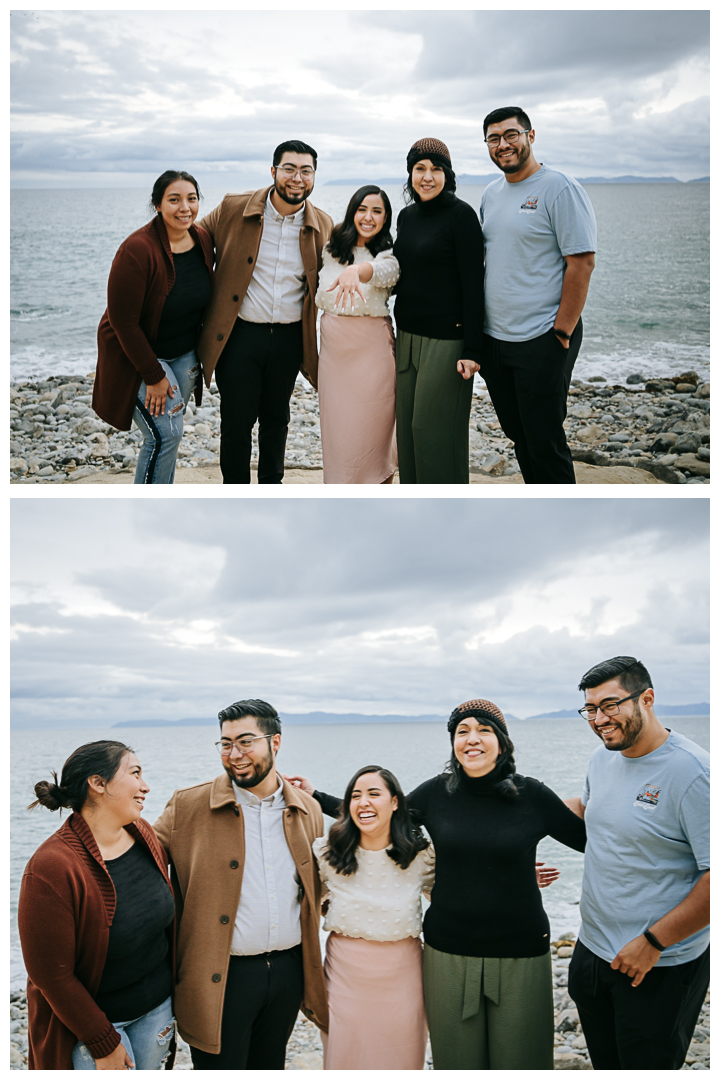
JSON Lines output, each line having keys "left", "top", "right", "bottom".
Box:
{"left": 484, "top": 128, "right": 531, "bottom": 148}
{"left": 578, "top": 689, "right": 649, "bottom": 722}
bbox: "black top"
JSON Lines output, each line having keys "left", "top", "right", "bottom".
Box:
{"left": 314, "top": 767, "right": 586, "bottom": 959}
{"left": 392, "top": 191, "right": 485, "bottom": 364}
{"left": 95, "top": 841, "right": 175, "bottom": 1023}
{"left": 155, "top": 243, "right": 212, "bottom": 360}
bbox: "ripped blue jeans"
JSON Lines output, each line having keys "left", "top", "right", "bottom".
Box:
{"left": 72, "top": 995, "right": 174, "bottom": 1070}
{"left": 133, "top": 349, "right": 199, "bottom": 484}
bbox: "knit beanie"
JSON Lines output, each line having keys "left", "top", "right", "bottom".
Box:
{"left": 447, "top": 698, "right": 509, "bottom": 737}
{"left": 406, "top": 137, "right": 452, "bottom": 172}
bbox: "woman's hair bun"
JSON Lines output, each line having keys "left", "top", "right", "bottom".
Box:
{"left": 28, "top": 773, "right": 69, "bottom": 812}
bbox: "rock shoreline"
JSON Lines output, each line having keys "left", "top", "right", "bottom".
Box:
{"left": 10, "top": 371, "right": 709, "bottom": 484}
{"left": 10, "top": 936, "right": 710, "bottom": 1069}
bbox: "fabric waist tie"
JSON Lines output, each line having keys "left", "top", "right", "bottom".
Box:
{"left": 462, "top": 956, "right": 500, "bottom": 1019}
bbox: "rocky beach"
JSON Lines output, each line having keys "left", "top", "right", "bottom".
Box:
{"left": 10, "top": 371, "right": 709, "bottom": 484}
{"left": 10, "top": 934, "right": 710, "bottom": 1069}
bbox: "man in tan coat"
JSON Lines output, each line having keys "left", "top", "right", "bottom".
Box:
{"left": 196, "top": 139, "right": 333, "bottom": 484}
{"left": 153, "top": 699, "right": 327, "bottom": 1069}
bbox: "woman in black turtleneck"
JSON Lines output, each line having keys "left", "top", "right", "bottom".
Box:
{"left": 392, "top": 138, "right": 485, "bottom": 484}
{"left": 293, "top": 697, "right": 585, "bottom": 1070}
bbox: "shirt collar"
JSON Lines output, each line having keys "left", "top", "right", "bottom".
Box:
{"left": 233, "top": 775, "right": 285, "bottom": 808}
{"left": 266, "top": 192, "right": 305, "bottom": 225}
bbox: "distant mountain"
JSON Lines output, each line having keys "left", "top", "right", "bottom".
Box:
{"left": 112, "top": 710, "right": 522, "bottom": 729}
{"left": 324, "top": 173, "right": 697, "bottom": 187}
{"left": 526, "top": 703, "right": 709, "bottom": 720}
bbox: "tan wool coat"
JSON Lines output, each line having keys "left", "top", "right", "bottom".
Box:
{"left": 196, "top": 186, "right": 333, "bottom": 389}
{"left": 153, "top": 774, "right": 328, "bottom": 1054}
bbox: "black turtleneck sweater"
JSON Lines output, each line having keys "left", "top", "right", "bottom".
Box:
{"left": 392, "top": 191, "right": 485, "bottom": 364}
{"left": 314, "top": 767, "right": 586, "bottom": 959}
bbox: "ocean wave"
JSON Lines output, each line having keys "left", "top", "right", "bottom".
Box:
{"left": 10, "top": 306, "right": 72, "bottom": 323}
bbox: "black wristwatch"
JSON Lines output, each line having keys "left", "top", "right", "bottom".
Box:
{"left": 644, "top": 929, "right": 667, "bottom": 952}
{"left": 553, "top": 327, "right": 571, "bottom": 340}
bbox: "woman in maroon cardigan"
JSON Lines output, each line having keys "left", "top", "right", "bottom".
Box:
{"left": 18, "top": 741, "right": 176, "bottom": 1070}
{"left": 93, "top": 170, "right": 214, "bottom": 484}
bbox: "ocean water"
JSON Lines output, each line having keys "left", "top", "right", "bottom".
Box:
{"left": 10, "top": 184, "right": 709, "bottom": 386}
{"left": 10, "top": 715, "right": 708, "bottom": 989}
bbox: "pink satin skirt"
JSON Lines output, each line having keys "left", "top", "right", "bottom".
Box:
{"left": 321, "top": 932, "right": 427, "bottom": 1070}
{"left": 318, "top": 313, "right": 397, "bottom": 484}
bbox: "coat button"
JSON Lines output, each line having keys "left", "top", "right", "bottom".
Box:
{"left": 247, "top": 256, "right": 253, "bottom": 263}
{"left": 233, "top": 295, "right": 239, "bottom": 302}
{"left": 220, "top": 915, "right": 230, "bottom": 924}
{"left": 230, "top": 860, "right": 239, "bottom": 869}
{"left": 212, "top": 973, "right": 221, "bottom": 983}
{"left": 217, "top": 333, "right": 224, "bottom": 341}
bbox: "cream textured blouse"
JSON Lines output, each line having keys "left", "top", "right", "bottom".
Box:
{"left": 312, "top": 837, "right": 435, "bottom": 942}
{"left": 315, "top": 246, "right": 400, "bottom": 318}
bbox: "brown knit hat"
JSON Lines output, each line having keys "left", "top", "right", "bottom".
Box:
{"left": 448, "top": 698, "right": 508, "bottom": 736}
{"left": 407, "top": 137, "right": 452, "bottom": 171}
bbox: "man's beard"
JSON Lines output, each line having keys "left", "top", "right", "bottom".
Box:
{"left": 224, "top": 750, "right": 274, "bottom": 789}
{"left": 274, "top": 177, "right": 313, "bottom": 205}
{"left": 597, "top": 702, "right": 645, "bottom": 752}
{"left": 493, "top": 141, "right": 531, "bottom": 175}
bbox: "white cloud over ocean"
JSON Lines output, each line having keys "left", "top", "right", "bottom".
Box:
{"left": 10, "top": 9, "right": 710, "bottom": 185}
{"left": 11, "top": 499, "right": 709, "bottom": 728}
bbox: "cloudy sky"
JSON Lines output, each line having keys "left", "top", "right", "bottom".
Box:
{"left": 10, "top": 9, "right": 709, "bottom": 186}
{"left": 10, "top": 498, "right": 709, "bottom": 729}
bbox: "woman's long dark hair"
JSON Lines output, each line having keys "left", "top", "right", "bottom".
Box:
{"left": 444, "top": 714, "right": 520, "bottom": 799}
{"left": 326, "top": 185, "right": 393, "bottom": 266}
{"left": 28, "top": 740, "right": 134, "bottom": 813}
{"left": 324, "top": 765, "right": 429, "bottom": 876}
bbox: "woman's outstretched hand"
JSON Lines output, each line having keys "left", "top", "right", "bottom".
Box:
{"left": 94, "top": 1043, "right": 134, "bottom": 1069}
{"left": 535, "top": 862, "right": 560, "bottom": 889}
{"left": 328, "top": 266, "right": 366, "bottom": 312}
{"left": 144, "top": 376, "right": 174, "bottom": 417}
{"left": 283, "top": 773, "right": 315, "bottom": 796}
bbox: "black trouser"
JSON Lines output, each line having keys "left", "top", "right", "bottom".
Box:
{"left": 480, "top": 320, "right": 582, "bottom": 485}
{"left": 214, "top": 319, "right": 304, "bottom": 484}
{"left": 568, "top": 939, "right": 709, "bottom": 1070}
{"left": 190, "top": 946, "right": 304, "bottom": 1070}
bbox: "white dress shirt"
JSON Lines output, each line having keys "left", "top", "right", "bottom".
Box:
{"left": 312, "top": 837, "right": 435, "bottom": 941}
{"left": 239, "top": 195, "right": 306, "bottom": 324}
{"left": 231, "top": 778, "right": 302, "bottom": 955}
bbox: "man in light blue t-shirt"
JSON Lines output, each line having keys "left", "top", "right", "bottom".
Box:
{"left": 564, "top": 656, "right": 709, "bottom": 1070}
{"left": 478, "top": 106, "right": 597, "bottom": 484}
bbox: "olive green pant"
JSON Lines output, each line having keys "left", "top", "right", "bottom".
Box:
{"left": 423, "top": 944, "right": 554, "bottom": 1070}
{"left": 395, "top": 331, "right": 473, "bottom": 484}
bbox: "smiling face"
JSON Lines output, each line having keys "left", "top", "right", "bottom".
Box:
{"left": 453, "top": 717, "right": 501, "bottom": 777}
{"left": 220, "top": 717, "right": 280, "bottom": 791}
{"left": 584, "top": 678, "right": 648, "bottom": 752}
{"left": 486, "top": 116, "right": 535, "bottom": 175}
{"left": 353, "top": 194, "right": 387, "bottom": 245}
{"left": 101, "top": 752, "right": 149, "bottom": 823}
{"left": 155, "top": 180, "right": 199, "bottom": 236}
{"left": 411, "top": 159, "right": 446, "bottom": 202}
{"left": 349, "top": 772, "right": 398, "bottom": 847}
{"left": 271, "top": 151, "right": 316, "bottom": 206}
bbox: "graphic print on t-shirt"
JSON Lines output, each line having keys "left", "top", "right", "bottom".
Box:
{"left": 634, "top": 784, "right": 661, "bottom": 810}
{"left": 520, "top": 196, "right": 538, "bottom": 213}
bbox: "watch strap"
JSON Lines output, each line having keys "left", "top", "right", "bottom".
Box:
{"left": 644, "top": 929, "right": 667, "bottom": 951}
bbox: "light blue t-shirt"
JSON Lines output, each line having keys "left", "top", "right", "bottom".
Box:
{"left": 479, "top": 164, "right": 597, "bottom": 342}
{"left": 579, "top": 730, "right": 709, "bottom": 966}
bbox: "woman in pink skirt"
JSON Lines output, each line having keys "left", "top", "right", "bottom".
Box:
{"left": 312, "top": 765, "right": 434, "bottom": 1070}
{"left": 315, "top": 187, "right": 400, "bottom": 484}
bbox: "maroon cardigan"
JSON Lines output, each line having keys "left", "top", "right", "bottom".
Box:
{"left": 93, "top": 216, "right": 214, "bottom": 431}
{"left": 18, "top": 813, "right": 175, "bottom": 1070}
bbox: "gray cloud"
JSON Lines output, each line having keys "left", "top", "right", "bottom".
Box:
{"left": 11, "top": 500, "right": 709, "bottom": 728}
{"left": 10, "top": 10, "right": 709, "bottom": 183}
